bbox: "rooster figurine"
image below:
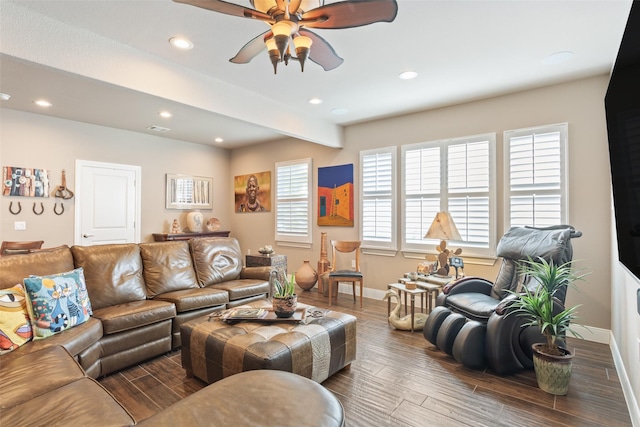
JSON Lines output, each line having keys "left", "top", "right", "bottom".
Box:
{"left": 383, "top": 289, "right": 428, "bottom": 331}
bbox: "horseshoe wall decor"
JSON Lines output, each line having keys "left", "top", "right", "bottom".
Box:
{"left": 33, "top": 202, "right": 44, "bottom": 215}
{"left": 9, "top": 201, "right": 21, "bottom": 215}
{"left": 53, "top": 202, "right": 64, "bottom": 215}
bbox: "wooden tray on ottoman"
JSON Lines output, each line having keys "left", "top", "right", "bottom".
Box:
{"left": 222, "top": 308, "right": 307, "bottom": 323}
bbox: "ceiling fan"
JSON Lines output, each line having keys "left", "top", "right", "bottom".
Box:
{"left": 173, "top": 0, "right": 399, "bottom": 73}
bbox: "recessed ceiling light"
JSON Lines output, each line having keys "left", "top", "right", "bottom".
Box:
{"left": 169, "top": 37, "right": 194, "bottom": 50}
{"left": 159, "top": 111, "right": 172, "bottom": 118}
{"left": 34, "top": 99, "right": 52, "bottom": 107}
{"left": 308, "top": 98, "right": 323, "bottom": 105}
{"left": 399, "top": 71, "right": 418, "bottom": 80}
{"left": 214, "top": 137, "right": 224, "bottom": 143}
{"left": 0, "top": 93, "right": 10, "bottom": 101}
{"left": 542, "top": 51, "right": 574, "bottom": 65}
{"left": 146, "top": 125, "right": 170, "bottom": 132}
{"left": 331, "top": 108, "right": 348, "bottom": 115}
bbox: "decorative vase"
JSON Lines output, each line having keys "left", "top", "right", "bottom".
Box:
{"left": 295, "top": 260, "right": 318, "bottom": 291}
{"left": 272, "top": 295, "right": 298, "bottom": 318}
{"left": 186, "top": 211, "right": 204, "bottom": 233}
{"left": 531, "top": 343, "right": 574, "bottom": 395}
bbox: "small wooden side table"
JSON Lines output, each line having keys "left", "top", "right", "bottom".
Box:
{"left": 246, "top": 254, "right": 287, "bottom": 284}
{"left": 400, "top": 273, "right": 453, "bottom": 313}
{"left": 386, "top": 282, "right": 429, "bottom": 333}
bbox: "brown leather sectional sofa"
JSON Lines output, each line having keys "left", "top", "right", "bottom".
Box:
{"left": 0, "top": 237, "right": 272, "bottom": 425}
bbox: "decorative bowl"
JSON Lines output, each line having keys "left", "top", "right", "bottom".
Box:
{"left": 258, "top": 249, "right": 274, "bottom": 255}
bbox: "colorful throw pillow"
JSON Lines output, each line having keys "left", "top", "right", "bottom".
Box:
{"left": 0, "top": 284, "right": 33, "bottom": 354}
{"left": 23, "top": 268, "right": 93, "bottom": 340}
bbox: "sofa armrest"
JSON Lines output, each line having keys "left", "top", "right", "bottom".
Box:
{"left": 239, "top": 266, "right": 274, "bottom": 281}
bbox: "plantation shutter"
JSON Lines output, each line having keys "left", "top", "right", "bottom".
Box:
{"left": 506, "top": 124, "right": 567, "bottom": 228}
{"left": 361, "top": 147, "right": 396, "bottom": 250}
{"left": 276, "top": 158, "right": 312, "bottom": 244}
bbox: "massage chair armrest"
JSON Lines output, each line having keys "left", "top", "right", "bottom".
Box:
{"left": 442, "top": 276, "right": 494, "bottom": 296}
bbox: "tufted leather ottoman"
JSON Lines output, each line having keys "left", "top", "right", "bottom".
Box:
{"left": 180, "top": 302, "right": 357, "bottom": 384}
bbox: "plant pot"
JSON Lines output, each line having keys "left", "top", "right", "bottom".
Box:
{"left": 272, "top": 295, "right": 298, "bottom": 318}
{"left": 531, "top": 343, "right": 574, "bottom": 395}
{"left": 295, "top": 260, "right": 318, "bottom": 291}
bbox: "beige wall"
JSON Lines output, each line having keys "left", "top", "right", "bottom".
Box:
{"left": 0, "top": 109, "right": 231, "bottom": 246}
{"left": 230, "top": 75, "right": 613, "bottom": 331}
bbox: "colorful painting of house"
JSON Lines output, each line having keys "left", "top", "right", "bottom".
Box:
{"left": 317, "top": 164, "right": 354, "bottom": 227}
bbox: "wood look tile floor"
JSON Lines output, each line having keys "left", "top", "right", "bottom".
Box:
{"left": 99, "top": 290, "right": 632, "bottom": 426}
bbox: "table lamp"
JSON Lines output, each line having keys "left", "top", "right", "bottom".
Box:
{"left": 424, "top": 211, "right": 462, "bottom": 277}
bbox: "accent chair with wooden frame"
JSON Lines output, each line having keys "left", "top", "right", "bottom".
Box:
{"left": 0, "top": 240, "right": 44, "bottom": 256}
{"left": 328, "top": 240, "right": 363, "bottom": 307}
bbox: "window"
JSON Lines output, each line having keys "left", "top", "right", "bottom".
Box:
{"left": 275, "top": 158, "right": 312, "bottom": 246}
{"left": 504, "top": 123, "right": 568, "bottom": 229}
{"left": 402, "top": 134, "right": 496, "bottom": 258}
{"left": 360, "top": 147, "right": 397, "bottom": 253}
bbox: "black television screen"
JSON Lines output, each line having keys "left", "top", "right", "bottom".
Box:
{"left": 605, "top": 2, "right": 640, "bottom": 279}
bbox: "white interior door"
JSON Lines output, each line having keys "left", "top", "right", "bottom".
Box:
{"left": 75, "top": 160, "right": 141, "bottom": 245}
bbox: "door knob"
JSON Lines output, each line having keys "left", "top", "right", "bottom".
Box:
{"left": 83, "top": 233, "right": 95, "bottom": 238}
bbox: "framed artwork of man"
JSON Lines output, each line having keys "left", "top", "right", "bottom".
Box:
{"left": 235, "top": 171, "right": 271, "bottom": 213}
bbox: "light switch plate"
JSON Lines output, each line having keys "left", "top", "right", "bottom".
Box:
{"left": 14, "top": 221, "right": 26, "bottom": 231}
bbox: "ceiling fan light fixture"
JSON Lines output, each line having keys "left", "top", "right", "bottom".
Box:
{"left": 265, "top": 37, "right": 280, "bottom": 74}
{"left": 272, "top": 20, "right": 297, "bottom": 60}
{"left": 293, "top": 35, "right": 312, "bottom": 71}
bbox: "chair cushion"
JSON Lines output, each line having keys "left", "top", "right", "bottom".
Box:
{"left": 329, "top": 270, "right": 363, "bottom": 278}
{"left": 446, "top": 293, "right": 501, "bottom": 322}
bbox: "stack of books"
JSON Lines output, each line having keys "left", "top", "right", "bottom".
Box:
{"left": 223, "top": 308, "right": 268, "bottom": 320}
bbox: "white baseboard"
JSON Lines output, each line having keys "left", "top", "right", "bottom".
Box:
{"left": 610, "top": 333, "right": 640, "bottom": 427}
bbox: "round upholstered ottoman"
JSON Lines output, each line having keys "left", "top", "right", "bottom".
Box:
{"left": 138, "top": 370, "right": 345, "bottom": 427}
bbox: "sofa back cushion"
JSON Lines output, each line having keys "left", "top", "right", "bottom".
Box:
{"left": 71, "top": 244, "right": 146, "bottom": 310}
{"left": 190, "top": 237, "right": 243, "bottom": 287}
{"left": 0, "top": 246, "right": 74, "bottom": 290}
{"left": 140, "top": 241, "right": 199, "bottom": 298}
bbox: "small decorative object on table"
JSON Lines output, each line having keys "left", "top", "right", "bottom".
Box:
{"left": 206, "top": 217, "right": 221, "bottom": 231}
{"left": 258, "top": 245, "right": 274, "bottom": 255}
{"left": 186, "top": 211, "right": 204, "bottom": 232}
{"left": 170, "top": 219, "right": 181, "bottom": 234}
{"left": 272, "top": 273, "right": 297, "bottom": 318}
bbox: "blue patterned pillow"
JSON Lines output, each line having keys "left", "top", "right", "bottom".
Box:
{"left": 23, "top": 268, "right": 93, "bottom": 340}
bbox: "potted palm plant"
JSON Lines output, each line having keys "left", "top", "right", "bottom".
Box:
{"left": 508, "top": 256, "right": 588, "bottom": 395}
{"left": 272, "top": 273, "right": 297, "bottom": 318}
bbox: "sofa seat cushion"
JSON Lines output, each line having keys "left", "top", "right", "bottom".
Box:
{"left": 207, "top": 279, "right": 270, "bottom": 301}
{"left": 0, "top": 245, "right": 75, "bottom": 290}
{"left": 71, "top": 244, "right": 147, "bottom": 310}
{"left": 190, "top": 237, "right": 243, "bottom": 287}
{"left": 1, "top": 377, "right": 135, "bottom": 426}
{"left": 93, "top": 300, "right": 176, "bottom": 335}
{"left": 140, "top": 241, "right": 199, "bottom": 298}
{"left": 0, "top": 346, "right": 85, "bottom": 410}
{"left": 446, "top": 293, "right": 500, "bottom": 322}
{"left": 154, "top": 287, "right": 228, "bottom": 313}
{"left": 1, "top": 317, "right": 103, "bottom": 363}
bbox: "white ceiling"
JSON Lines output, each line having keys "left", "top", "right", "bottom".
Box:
{"left": 0, "top": 0, "right": 633, "bottom": 149}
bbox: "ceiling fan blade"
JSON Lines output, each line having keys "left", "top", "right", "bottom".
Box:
{"left": 300, "top": 0, "right": 398, "bottom": 29}
{"left": 229, "top": 30, "right": 272, "bottom": 64}
{"left": 299, "top": 28, "right": 343, "bottom": 71}
{"left": 173, "top": 0, "right": 274, "bottom": 22}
